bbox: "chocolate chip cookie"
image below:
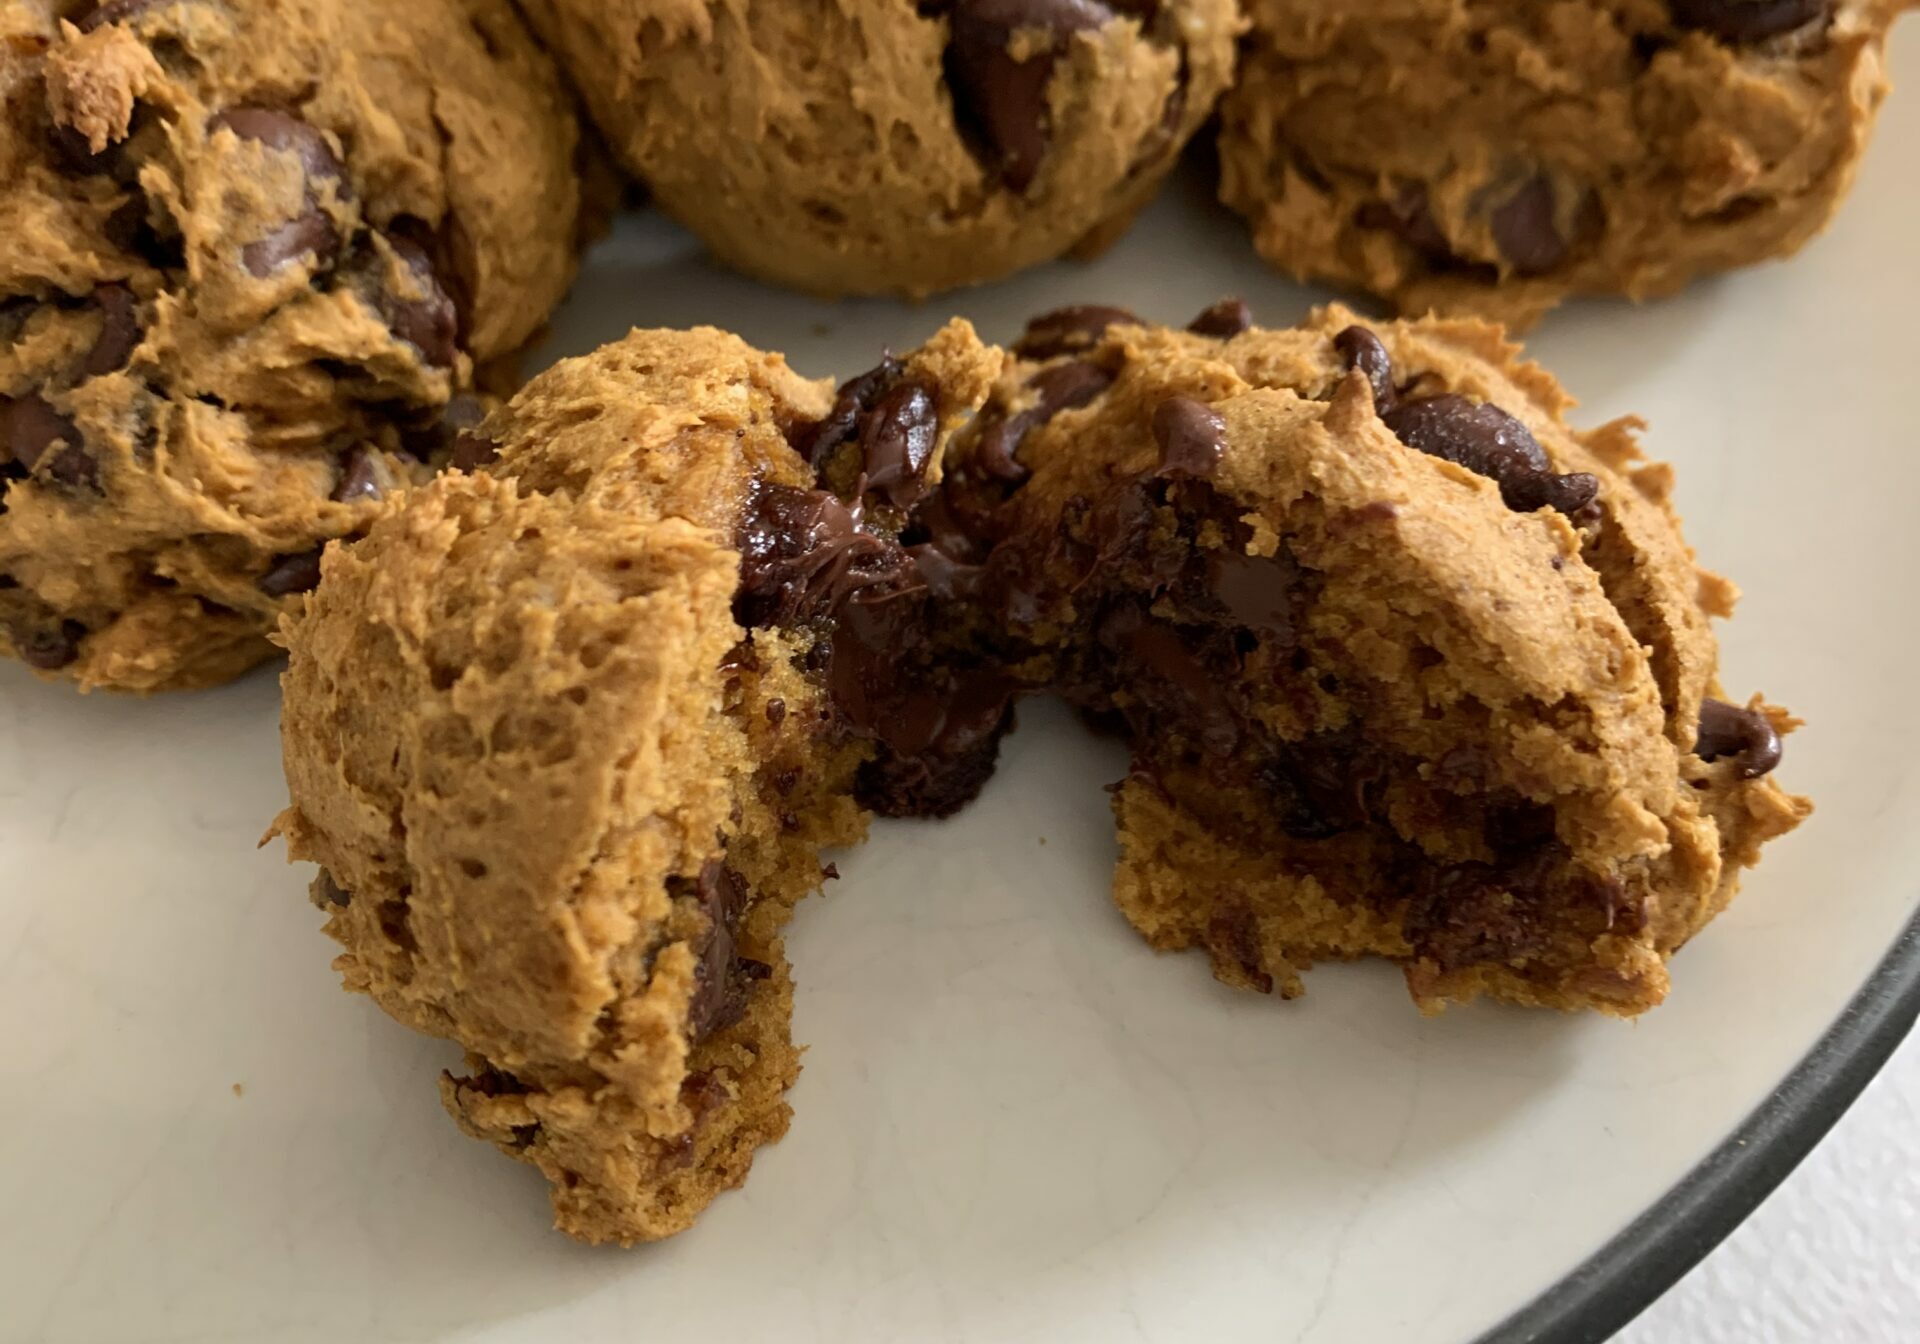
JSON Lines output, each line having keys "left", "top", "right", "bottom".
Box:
{"left": 920, "top": 300, "right": 1809, "bottom": 1013}
{"left": 1217, "top": 0, "right": 1909, "bottom": 325}
{"left": 0, "top": 0, "right": 588, "bottom": 690}
{"left": 515, "top": 0, "right": 1241, "bottom": 297}
{"left": 275, "top": 306, "right": 1808, "bottom": 1243}
{"left": 273, "top": 322, "right": 1004, "bottom": 1244}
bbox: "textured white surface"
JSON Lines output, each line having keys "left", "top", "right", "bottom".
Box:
{"left": 2, "top": 24, "right": 1919, "bottom": 1344}
{"left": 1624, "top": 1030, "right": 1920, "bottom": 1344}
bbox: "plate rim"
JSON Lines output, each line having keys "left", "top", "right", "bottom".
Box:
{"left": 1477, "top": 904, "right": 1920, "bottom": 1344}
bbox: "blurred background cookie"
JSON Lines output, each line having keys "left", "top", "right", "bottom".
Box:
{"left": 517, "top": 0, "right": 1241, "bottom": 297}
{"left": 1218, "top": 0, "right": 1910, "bottom": 325}
{"left": 0, "top": 0, "right": 590, "bottom": 690}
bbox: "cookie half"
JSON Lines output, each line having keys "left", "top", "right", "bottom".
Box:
{"left": 920, "top": 300, "right": 1810, "bottom": 1013}
{"left": 275, "top": 322, "right": 1003, "bottom": 1243}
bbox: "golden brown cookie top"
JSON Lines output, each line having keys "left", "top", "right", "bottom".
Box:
{"left": 520, "top": 0, "right": 1243, "bottom": 296}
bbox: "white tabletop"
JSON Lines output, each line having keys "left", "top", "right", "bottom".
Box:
{"left": 1623, "top": 1027, "right": 1919, "bottom": 1342}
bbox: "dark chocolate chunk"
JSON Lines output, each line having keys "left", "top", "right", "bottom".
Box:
{"left": 789, "top": 356, "right": 904, "bottom": 468}
{"left": 734, "top": 485, "right": 913, "bottom": 629}
{"left": 1, "top": 395, "right": 80, "bottom": 471}
{"left": 101, "top": 191, "right": 183, "bottom": 270}
{"left": 1382, "top": 394, "right": 1599, "bottom": 516}
{"left": 765, "top": 698, "right": 787, "bottom": 727}
{"left": 1208, "top": 551, "right": 1304, "bottom": 644}
{"left": 208, "top": 107, "right": 346, "bottom": 277}
{"left": 859, "top": 378, "right": 941, "bottom": 509}
{"left": 1333, "top": 325, "right": 1397, "bottom": 413}
{"left": 1669, "top": 0, "right": 1829, "bottom": 43}
{"left": 18, "top": 619, "right": 87, "bottom": 671}
{"left": 1013, "top": 303, "right": 1140, "bottom": 360}
{"left": 379, "top": 233, "right": 459, "bottom": 368}
{"left": 81, "top": 283, "right": 141, "bottom": 378}
{"left": 1489, "top": 175, "right": 1567, "bottom": 276}
{"left": 258, "top": 545, "right": 327, "bottom": 597}
{"left": 855, "top": 671, "right": 1015, "bottom": 818}
{"left": 1186, "top": 297, "right": 1253, "bottom": 339}
{"left": 43, "top": 442, "right": 100, "bottom": 491}
{"left": 1094, "top": 601, "right": 1237, "bottom": 753}
{"left": 449, "top": 430, "right": 500, "bottom": 472}
{"left": 331, "top": 447, "right": 382, "bottom": 503}
{"left": 907, "top": 540, "right": 986, "bottom": 600}
{"left": 974, "top": 358, "right": 1112, "bottom": 482}
{"left": 240, "top": 211, "right": 340, "bottom": 280}
{"left": 1356, "top": 182, "right": 1455, "bottom": 261}
{"left": 1257, "top": 730, "right": 1384, "bottom": 840}
{"left": 1694, "top": 698, "right": 1783, "bottom": 778}
{"left": 1150, "top": 396, "right": 1226, "bottom": 479}
{"left": 318, "top": 871, "right": 352, "bottom": 906}
{"left": 1403, "top": 852, "right": 1559, "bottom": 973}
{"left": 686, "top": 860, "right": 756, "bottom": 1044}
{"left": 944, "top": 0, "right": 1116, "bottom": 191}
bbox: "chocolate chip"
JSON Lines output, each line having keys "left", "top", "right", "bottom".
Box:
{"left": 331, "top": 447, "right": 382, "bottom": 503}
{"left": 17, "top": 619, "right": 86, "bottom": 671}
{"left": 907, "top": 540, "right": 986, "bottom": 600}
{"left": 855, "top": 671, "right": 1015, "bottom": 818}
{"left": 1489, "top": 176, "right": 1567, "bottom": 276}
{"left": 765, "top": 698, "right": 787, "bottom": 727}
{"left": 379, "top": 233, "right": 458, "bottom": 368}
{"left": 1669, "top": 0, "right": 1829, "bottom": 43}
{"left": 859, "top": 378, "right": 941, "bottom": 509}
{"left": 44, "top": 443, "right": 100, "bottom": 491}
{"left": 1013, "top": 303, "right": 1140, "bottom": 360}
{"left": 1187, "top": 298, "right": 1252, "bottom": 339}
{"left": 686, "top": 860, "right": 756, "bottom": 1044}
{"left": 974, "top": 359, "right": 1112, "bottom": 482}
{"left": 1404, "top": 850, "right": 1562, "bottom": 973}
{"left": 1150, "top": 396, "right": 1226, "bottom": 479}
{"left": 208, "top": 107, "right": 346, "bottom": 277}
{"left": 242, "top": 211, "right": 339, "bottom": 279}
{"left": 80, "top": 283, "right": 141, "bottom": 378}
{"left": 101, "top": 192, "right": 182, "bottom": 269}
{"left": 1, "top": 395, "right": 80, "bottom": 471}
{"left": 1096, "top": 602, "right": 1235, "bottom": 751}
{"left": 1333, "top": 325, "right": 1397, "bottom": 413}
{"left": 258, "top": 545, "right": 326, "bottom": 597}
{"left": 449, "top": 431, "right": 500, "bottom": 472}
{"left": 788, "top": 356, "right": 912, "bottom": 480}
{"left": 102, "top": 196, "right": 150, "bottom": 253}
{"left": 944, "top": 0, "right": 1116, "bottom": 191}
{"left": 77, "top": 0, "right": 160, "bottom": 31}
{"left": 1382, "top": 395, "right": 1599, "bottom": 516}
{"left": 733, "top": 485, "right": 912, "bottom": 629}
{"left": 318, "top": 871, "right": 352, "bottom": 906}
{"left": 1208, "top": 551, "right": 1304, "bottom": 643}
{"left": 1694, "top": 698, "right": 1783, "bottom": 778}
{"left": 1357, "top": 182, "right": 1454, "bottom": 261}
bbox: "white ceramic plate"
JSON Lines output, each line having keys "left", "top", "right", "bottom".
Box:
{"left": 5, "top": 28, "right": 1919, "bottom": 1344}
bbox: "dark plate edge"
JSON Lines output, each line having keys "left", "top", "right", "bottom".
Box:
{"left": 1477, "top": 905, "right": 1920, "bottom": 1344}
